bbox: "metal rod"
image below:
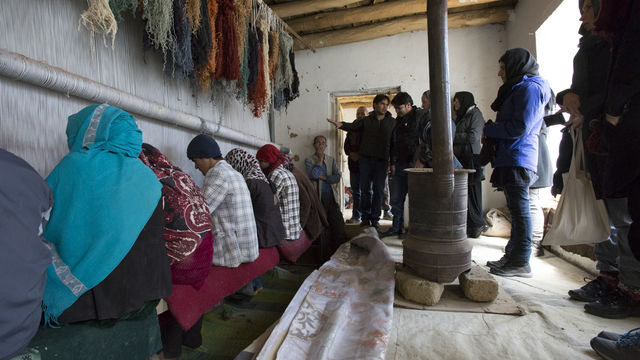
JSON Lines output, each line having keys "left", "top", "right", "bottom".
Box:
{"left": 427, "top": 0, "right": 454, "bottom": 175}
{"left": 0, "top": 48, "right": 276, "bottom": 149}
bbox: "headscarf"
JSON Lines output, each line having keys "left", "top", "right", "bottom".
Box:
{"left": 282, "top": 154, "right": 294, "bottom": 171}
{"left": 579, "top": 0, "right": 603, "bottom": 47}
{"left": 139, "top": 144, "right": 214, "bottom": 288}
{"left": 256, "top": 144, "right": 286, "bottom": 175}
{"left": 43, "top": 104, "right": 162, "bottom": 325}
{"left": 491, "top": 48, "right": 540, "bottom": 112}
{"left": 454, "top": 91, "right": 476, "bottom": 120}
{"left": 0, "top": 149, "right": 52, "bottom": 359}
{"left": 225, "top": 148, "right": 269, "bottom": 183}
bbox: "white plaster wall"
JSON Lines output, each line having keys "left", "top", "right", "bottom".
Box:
{"left": 0, "top": 0, "right": 270, "bottom": 185}
{"left": 506, "top": 0, "right": 564, "bottom": 55}
{"left": 276, "top": 24, "right": 509, "bottom": 211}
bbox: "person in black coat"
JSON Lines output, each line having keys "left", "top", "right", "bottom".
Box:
{"left": 452, "top": 91, "right": 489, "bottom": 238}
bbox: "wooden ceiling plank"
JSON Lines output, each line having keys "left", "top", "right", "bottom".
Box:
{"left": 288, "top": 0, "right": 499, "bottom": 33}
{"left": 271, "top": 0, "right": 364, "bottom": 19}
{"left": 294, "top": 6, "right": 511, "bottom": 50}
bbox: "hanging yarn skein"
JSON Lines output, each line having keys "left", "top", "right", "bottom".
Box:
{"left": 109, "top": 0, "right": 138, "bottom": 22}
{"left": 196, "top": 0, "right": 218, "bottom": 89}
{"left": 142, "top": 0, "right": 175, "bottom": 56}
{"left": 184, "top": 0, "right": 201, "bottom": 33}
{"left": 214, "top": 0, "right": 241, "bottom": 84}
{"left": 165, "top": 0, "right": 194, "bottom": 78}
{"left": 79, "top": 0, "right": 119, "bottom": 52}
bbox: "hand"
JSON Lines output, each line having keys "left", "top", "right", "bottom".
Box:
{"left": 565, "top": 114, "right": 584, "bottom": 130}
{"left": 390, "top": 165, "right": 395, "bottom": 176}
{"left": 415, "top": 160, "right": 424, "bottom": 168}
{"left": 605, "top": 114, "right": 620, "bottom": 126}
{"left": 562, "top": 92, "right": 582, "bottom": 116}
{"left": 327, "top": 118, "right": 342, "bottom": 128}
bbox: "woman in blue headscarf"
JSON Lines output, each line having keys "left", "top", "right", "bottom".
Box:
{"left": 43, "top": 104, "right": 171, "bottom": 325}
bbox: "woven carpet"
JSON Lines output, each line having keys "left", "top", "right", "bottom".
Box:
{"left": 180, "top": 266, "right": 312, "bottom": 360}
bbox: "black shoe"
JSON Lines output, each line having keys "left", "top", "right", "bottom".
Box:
{"left": 569, "top": 277, "right": 613, "bottom": 303}
{"left": 598, "top": 330, "right": 622, "bottom": 341}
{"left": 591, "top": 328, "right": 640, "bottom": 360}
{"left": 360, "top": 219, "right": 370, "bottom": 227}
{"left": 532, "top": 240, "right": 545, "bottom": 257}
{"left": 469, "top": 224, "right": 489, "bottom": 238}
{"left": 486, "top": 255, "right": 509, "bottom": 269}
{"left": 489, "top": 261, "right": 532, "bottom": 278}
{"left": 370, "top": 221, "right": 380, "bottom": 229}
{"left": 584, "top": 288, "right": 640, "bottom": 319}
{"left": 381, "top": 228, "right": 402, "bottom": 238}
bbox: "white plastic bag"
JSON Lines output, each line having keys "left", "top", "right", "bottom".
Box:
{"left": 543, "top": 129, "right": 610, "bottom": 246}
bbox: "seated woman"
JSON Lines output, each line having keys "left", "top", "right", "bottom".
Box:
{"left": 43, "top": 104, "right": 172, "bottom": 325}
{"left": 225, "top": 148, "right": 286, "bottom": 248}
{"left": 139, "top": 143, "right": 215, "bottom": 360}
{"left": 0, "top": 148, "right": 53, "bottom": 359}
{"left": 256, "top": 145, "right": 309, "bottom": 262}
{"left": 186, "top": 134, "right": 259, "bottom": 268}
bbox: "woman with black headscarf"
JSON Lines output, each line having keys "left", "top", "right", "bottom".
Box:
{"left": 483, "top": 48, "right": 552, "bottom": 278}
{"left": 452, "top": 91, "right": 488, "bottom": 238}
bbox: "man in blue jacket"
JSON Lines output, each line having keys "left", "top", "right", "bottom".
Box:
{"left": 484, "top": 48, "right": 552, "bottom": 278}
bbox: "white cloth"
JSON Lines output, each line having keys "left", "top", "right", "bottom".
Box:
{"left": 203, "top": 160, "right": 259, "bottom": 267}
{"left": 256, "top": 228, "right": 395, "bottom": 360}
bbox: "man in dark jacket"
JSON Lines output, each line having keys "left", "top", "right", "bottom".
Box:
{"left": 328, "top": 94, "right": 395, "bottom": 228}
{"left": 343, "top": 106, "right": 367, "bottom": 224}
{"left": 381, "top": 92, "right": 427, "bottom": 237}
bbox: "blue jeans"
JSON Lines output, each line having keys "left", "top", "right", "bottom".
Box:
{"left": 349, "top": 162, "right": 362, "bottom": 220}
{"left": 390, "top": 163, "right": 410, "bottom": 232}
{"left": 359, "top": 155, "right": 388, "bottom": 223}
{"left": 503, "top": 183, "right": 532, "bottom": 264}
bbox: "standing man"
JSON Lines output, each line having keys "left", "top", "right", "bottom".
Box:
{"left": 187, "top": 134, "right": 259, "bottom": 268}
{"left": 328, "top": 94, "right": 395, "bottom": 228}
{"left": 382, "top": 92, "right": 427, "bottom": 238}
{"left": 343, "top": 106, "right": 368, "bottom": 224}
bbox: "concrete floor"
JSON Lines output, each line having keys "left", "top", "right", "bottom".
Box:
{"left": 382, "top": 235, "right": 638, "bottom": 360}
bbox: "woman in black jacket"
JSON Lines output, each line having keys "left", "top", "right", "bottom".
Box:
{"left": 452, "top": 91, "right": 488, "bottom": 238}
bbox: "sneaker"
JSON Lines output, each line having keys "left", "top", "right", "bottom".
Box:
{"left": 383, "top": 211, "right": 393, "bottom": 220}
{"left": 598, "top": 330, "right": 622, "bottom": 341}
{"left": 489, "top": 261, "right": 532, "bottom": 278}
{"left": 346, "top": 217, "right": 361, "bottom": 224}
{"left": 381, "top": 228, "right": 402, "bottom": 238}
{"left": 486, "top": 255, "right": 509, "bottom": 269}
{"left": 591, "top": 328, "right": 640, "bottom": 360}
{"left": 584, "top": 288, "right": 640, "bottom": 319}
{"left": 569, "top": 277, "right": 613, "bottom": 303}
{"left": 532, "top": 240, "right": 545, "bottom": 257}
{"left": 469, "top": 224, "right": 489, "bottom": 238}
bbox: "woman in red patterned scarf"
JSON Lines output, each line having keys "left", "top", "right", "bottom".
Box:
{"left": 139, "top": 143, "right": 214, "bottom": 289}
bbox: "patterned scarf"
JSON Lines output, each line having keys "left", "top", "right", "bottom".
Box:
{"left": 139, "top": 143, "right": 213, "bottom": 264}
{"left": 225, "top": 148, "right": 269, "bottom": 183}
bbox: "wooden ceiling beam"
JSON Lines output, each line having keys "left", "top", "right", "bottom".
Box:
{"left": 288, "top": 0, "right": 499, "bottom": 34}
{"left": 271, "top": 0, "right": 364, "bottom": 19}
{"left": 294, "top": 6, "right": 511, "bottom": 50}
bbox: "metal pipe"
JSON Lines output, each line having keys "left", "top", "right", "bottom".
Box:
{"left": 427, "top": 0, "right": 454, "bottom": 176}
{"left": 0, "top": 48, "right": 276, "bottom": 149}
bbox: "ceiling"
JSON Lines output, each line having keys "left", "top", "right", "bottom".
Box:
{"left": 264, "top": 0, "right": 518, "bottom": 50}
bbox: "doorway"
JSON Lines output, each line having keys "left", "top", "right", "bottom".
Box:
{"left": 329, "top": 87, "right": 400, "bottom": 213}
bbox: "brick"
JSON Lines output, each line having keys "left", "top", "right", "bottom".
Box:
{"left": 396, "top": 269, "right": 444, "bottom": 306}
{"left": 458, "top": 266, "right": 499, "bottom": 302}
